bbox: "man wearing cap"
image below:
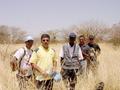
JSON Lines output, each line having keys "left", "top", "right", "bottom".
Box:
{"left": 29, "top": 34, "right": 57, "bottom": 90}
{"left": 60, "top": 32, "right": 83, "bottom": 90}
{"left": 10, "top": 36, "right": 34, "bottom": 90}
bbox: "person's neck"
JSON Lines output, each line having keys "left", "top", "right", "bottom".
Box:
{"left": 79, "top": 43, "right": 84, "bottom": 46}
{"left": 69, "top": 43, "right": 74, "bottom": 47}
{"left": 42, "top": 45, "right": 49, "bottom": 50}
{"left": 89, "top": 42, "right": 94, "bottom": 45}
{"left": 26, "top": 46, "right": 31, "bottom": 50}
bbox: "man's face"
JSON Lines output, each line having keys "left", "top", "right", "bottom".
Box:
{"left": 25, "top": 40, "right": 34, "bottom": 49}
{"left": 89, "top": 38, "right": 94, "bottom": 44}
{"left": 69, "top": 37, "right": 76, "bottom": 45}
{"left": 41, "top": 37, "right": 50, "bottom": 49}
{"left": 79, "top": 37, "right": 85, "bottom": 45}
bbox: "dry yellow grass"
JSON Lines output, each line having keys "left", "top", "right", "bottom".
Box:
{"left": 0, "top": 43, "right": 120, "bottom": 90}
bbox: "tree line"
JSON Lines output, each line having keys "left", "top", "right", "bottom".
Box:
{"left": 0, "top": 21, "right": 120, "bottom": 46}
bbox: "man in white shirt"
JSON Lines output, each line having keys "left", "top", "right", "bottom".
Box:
{"left": 10, "top": 36, "right": 34, "bottom": 90}
{"left": 60, "top": 32, "right": 83, "bottom": 90}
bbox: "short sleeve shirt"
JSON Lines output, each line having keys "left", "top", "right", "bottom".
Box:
{"left": 29, "top": 46, "right": 57, "bottom": 81}
{"left": 13, "top": 47, "right": 33, "bottom": 76}
{"left": 59, "top": 43, "right": 83, "bottom": 60}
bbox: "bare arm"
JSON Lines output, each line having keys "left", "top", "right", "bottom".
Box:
{"left": 78, "top": 47, "right": 84, "bottom": 60}
{"left": 53, "top": 60, "right": 57, "bottom": 68}
{"left": 31, "top": 63, "right": 49, "bottom": 77}
{"left": 10, "top": 57, "right": 18, "bottom": 71}
{"left": 52, "top": 60, "right": 57, "bottom": 72}
{"left": 31, "top": 63, "right": 44, "bottom": 74}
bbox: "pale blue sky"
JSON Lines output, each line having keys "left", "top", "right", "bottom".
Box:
{"left": 0, "top": 0, "right": 120, "bottom": 36}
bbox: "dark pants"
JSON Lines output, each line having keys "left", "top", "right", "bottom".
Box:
{"left": 61, "top": 69, "right": 77, "bottom": 90}
{"left": 36, "top": 79, "right": 53, "bottom": 90}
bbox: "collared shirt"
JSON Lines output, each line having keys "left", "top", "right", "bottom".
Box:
{"left": 88, "top": 43, "right": 101, "bottom": 52}
{"left": 79, "top": 44, "right": 91, "bottom": 59}
{"left": 13, "top": 47, "right": 33, "bottom": 76}
{"left": 80, "top": 44, "right": 91, "bottom": 54}
{"left": 29, "top": 45, "right": 57, "bottom": 81}
{"left": 59, "top": 43, "right": 83, "bottom": 60}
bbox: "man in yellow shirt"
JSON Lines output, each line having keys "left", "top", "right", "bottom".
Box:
{"left": 29, "top": 34, "right": 57, "bottom": 90}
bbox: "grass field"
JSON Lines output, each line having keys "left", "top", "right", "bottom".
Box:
{"left": 0, "top": 43, "right": 120, "bottom": 90}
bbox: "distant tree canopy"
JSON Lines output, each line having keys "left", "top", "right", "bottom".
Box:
{"left": 0, "top": 25, "right": 27, "bottom": 44}
{"left": 0, "top": 21, "right": 120, "bottom": 46}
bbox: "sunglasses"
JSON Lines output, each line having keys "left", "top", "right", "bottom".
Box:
{"left": 42, "top": 39, "right": 49, "bottom": 42}
{"left": 89, "top": 38, "right": 94, "bottom": 40}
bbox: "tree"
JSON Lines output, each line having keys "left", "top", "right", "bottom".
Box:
{"left": 0, "top": 25, "right": 27, "bottom": 44}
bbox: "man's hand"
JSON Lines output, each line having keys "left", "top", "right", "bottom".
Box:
{"left": 52, "top": 67, "right": 57, "bottom": 73}
{"left": 20, "top": 69, "right": 27, "bottom": 75}
{"left": 42, "top": 71, "right": 49, "bottom": 78}
{"left": 10, "top": 59, "right": 18, "bottom": 71}
{"left": 31, "top": 63, "right": 49, "bottom": 78}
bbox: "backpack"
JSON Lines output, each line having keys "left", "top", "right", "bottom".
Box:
{"left": 10, "top": 47, "right": 26, "bottom": 71}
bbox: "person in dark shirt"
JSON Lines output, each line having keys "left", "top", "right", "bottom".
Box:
{"left": 88, "top": 35, "right": 104, "bottom": 90}
{"left": 87, "top": 35, "right": 101, "bottom": 74}
{"left": 88, "top": 35, "right": 101, "bottom": 55}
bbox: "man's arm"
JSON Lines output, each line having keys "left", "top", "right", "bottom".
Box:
{"left": 78, "top": 46, "right": 84, "bottom": 60}
{"left": 59, "top": 47, "right": 64, "bottom": 66}
{"left": 31, "top": 63, "right": 48, "bottom": 77}
{"left": 95, "top": 44, "right": 101, "bottom": 55}
{"left": 52, "top": 49, "right": 58, "bottom": 72}
{"left": 31, "top": 63, "right": 43, "bottom": 74}
{"left": 53, "top": 60, "right": 57, "bottom": 72}
{"left": 10, "top": 57, "right": 18, "bottom": 71}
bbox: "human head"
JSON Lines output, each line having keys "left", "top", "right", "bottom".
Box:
{"left": 79, "top": 35, "right": 85, "bottom": 45}
{"left": 88, "top": 35, "right": 95, "bottom": 44}
{"left": 41, "top": 34, "right": 50, "bottom": 49}
{"left": 24, "top": 36, "right": 34, "bottom": 49}
{"left": 68, "top": 32, "right": 76, "bottom": 45}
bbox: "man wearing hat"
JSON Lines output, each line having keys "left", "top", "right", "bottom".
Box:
{"left": 60, "top": 32, "right": 83, "bottom": 90}
{"left": 10, "top": 36, "right": 34, "bottom": 90}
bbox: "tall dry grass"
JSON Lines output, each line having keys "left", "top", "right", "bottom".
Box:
{"left": 0, "top": 43, "right": 120, "bottom": 90}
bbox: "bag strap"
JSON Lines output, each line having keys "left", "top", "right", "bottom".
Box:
{"left": 72, "top": 44, "right": 76, "bottom": 56}
{"left": 34, "top": 48, "right": 39, "bottom": 53}
{"left": 18, "top": 47, "right": 26, "bottom": 68}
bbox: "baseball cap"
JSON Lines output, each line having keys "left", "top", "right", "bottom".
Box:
{"left": 69, "top": 32, "right": 76, "bottom": 38}
{"left": 24, "top": 36, "right": 34, "bottom": 42}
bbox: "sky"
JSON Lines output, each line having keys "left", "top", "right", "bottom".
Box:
{"left": 0, "top": 0, "right": 120, "bottom": 36}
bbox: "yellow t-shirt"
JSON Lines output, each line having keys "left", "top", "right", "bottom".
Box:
{"left": 29, "top": 46, "right": 57, "bottom": 81}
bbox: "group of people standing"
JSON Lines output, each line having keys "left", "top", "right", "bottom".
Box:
{"left": 60, "top": 33, "right": 101, "bottom": 90}
{"left": 10, "top": 32, "right": 101, "bottom": 90}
